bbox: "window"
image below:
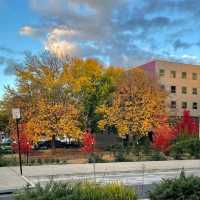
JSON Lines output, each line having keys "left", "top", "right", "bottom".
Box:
{"left": 170, "top": 70, "right": 176, "bottom": 78}
{"left": 182, "top": 102, "right": 187, "bottom": 109}
{"left": 171, "top": 101, "right": 176, "bottom": 108}
{"left": 171, "top": 86, "right": 176, "bottom": 93}
{"left": 182, "top": 86, "right": 187, "bottom": 94}
{"left": 192, "top": 88, "right": 197, "bottom": 95}
{"left": 159, "top": 69, "right": 165, "bottom": 77}
{"left": 193, "top": 102, "right": 198, "bottom": 110}
{"left": 192, "top": 73, "right": 197, "bottom": 80}
{"left": 182, "top": 72, "right": 187, "bottom": 79}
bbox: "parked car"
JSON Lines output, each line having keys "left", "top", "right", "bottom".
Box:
{"left": 34, "top": 140, "right": 68, "bottom": 149}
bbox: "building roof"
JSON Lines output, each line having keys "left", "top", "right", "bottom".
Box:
{"left": 148, "top": 59, "right": 200, "bottom": 67}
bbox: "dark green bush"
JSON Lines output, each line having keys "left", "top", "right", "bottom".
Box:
{"left": 149, "top": 170, "right": 200, "bottom": 200}
{"left": 13, "top": 181, "right": 138, "bottom": 200}
{"left": 37, "top": 158, "right": 42, "bottom": 164}
{"left": 170, "top": 138, "right": 200, "bottom": 159}
{"left": 114, "top": 149, "right": 129, "bottom": 162}
{"left": 88, "top": 153, "right": 105, "bottom": 163}
{"left": 0, "top": 157, "right": 8, "bottom": 166}
{"left": 149, "top": 150, "right": 167, "bottom": 161}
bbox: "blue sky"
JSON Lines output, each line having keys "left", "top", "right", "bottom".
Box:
{"left": 0, "top": 0, "right": 200, "bottom": 97}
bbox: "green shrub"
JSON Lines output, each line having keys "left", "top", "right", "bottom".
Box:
{"left": 88, "top": 153, "right": 105, "bottom": 163}
{"left": 30, "top": 159, "right": 35, "bottom": 165}
{"left": 150, "top": 151, "right": 167, "bottom": 161}
{"left": 44, "top": 158, "right": 49, "bottom": 164}
{"left": 170, "top": 138, "right": 200, "bottom": 159}
{"left": 149, "top": 170, "right": 200, "bottom": 200}
{"left": 114, "top": 150, "right": 128, "bottom": 162}
{"left": 13, "top": 181, "right": 138, "bottom": 200}
{"left": 0, "top": 157, "right": 8, "bottom": 166}
{"left": 37, "top": 158, "right": 42, "bottom": 165}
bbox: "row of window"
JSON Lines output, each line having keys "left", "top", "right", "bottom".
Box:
{"left": 159, "top": 69, "right": 198, "bottom": 80}
{"left": 168, "top": 85, "right": 198, "bottom": 95}
{"left": 171, "top": 101, "right": 198, "bottom": 110}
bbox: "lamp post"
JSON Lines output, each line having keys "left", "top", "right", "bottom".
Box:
{"left": 12, "top": 108, "right": 22, "bottom": 175}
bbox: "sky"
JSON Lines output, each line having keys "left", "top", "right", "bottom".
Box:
{"left": 0, "top": 0, "right": 200, "bottom": 97}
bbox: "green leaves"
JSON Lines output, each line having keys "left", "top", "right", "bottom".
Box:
{"left": 149, "top": 171, "right": 200, "bottom": 200}
{"left": 13, "top": 181, "right": 138, "bottom": 200}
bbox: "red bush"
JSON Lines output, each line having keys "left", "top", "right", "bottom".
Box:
{"left": 152, "top": 119, "right": 175, "bottom": 152}
{"left": 174, "top": 110, "right": 198, "bottom": 137}
{"left": 81, "top": 130, "right": 95, "bottom": 153}
{"left": 12, "top": 123, "right": 32, "bottom": 154}
{"left": 152, "top": 111, "right": 199, "bottom": 152}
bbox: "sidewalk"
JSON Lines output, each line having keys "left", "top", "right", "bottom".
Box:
{"left": 9, "top": 159, "right": 200, "bottom": 177}
{"left": 1, "top": 160, "right": 200, "bottom": 193}
{"left": 0, "top": 167, "right": 27, "bottom": 193}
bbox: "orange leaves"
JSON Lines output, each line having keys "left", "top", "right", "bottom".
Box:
{"left": 152, "top": 117, "right": 176, "bottom": 152}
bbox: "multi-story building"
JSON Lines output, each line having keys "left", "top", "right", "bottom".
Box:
{"left": 139, "top": 60, "right": 200, "bottom": 121}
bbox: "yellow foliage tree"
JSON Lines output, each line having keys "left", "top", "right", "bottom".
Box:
{"left": 26, "top": 99, "right": 81, "bottom": 143}
{"left": 97, "top": 68, "right": 167, "bottom": 138}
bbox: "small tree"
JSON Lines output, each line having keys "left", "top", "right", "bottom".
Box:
{"left": 152, "top": 110, "right": 199, "bottom": 153}
{"left": 81, "top": 129, "right": 96, "bottom": 180}
{"left": 174, "top": 110, "right": 198, "bottom": 139}
{"left": 11, "top": 123, "right": 32, "bottom": 164}
{"left": 152, "top": 116, "right": 175, "bottom": 152}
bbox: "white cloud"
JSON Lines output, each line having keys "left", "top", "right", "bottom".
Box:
{"left": 45, "top": 40, "right": 76, "bottom": 57}
{"left": 20, "top": 26, "right": 35, "bottom": 36}
{"left": 181, "top": 54, "right": 199, "bottom": 64}
{"left": 49, "top": 27, "right": 77, "bottom": 38}
{"left": 44, "top": 27, "right": 79, "bottom": 57}
{"left": 19, "top": 26, "right": 44, "bottom": 38}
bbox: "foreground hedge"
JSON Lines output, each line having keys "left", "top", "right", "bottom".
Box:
{"left": 149, "top": 171, "right": 200, "bottom": 200}
{"left": 14, "top": 181, "right": 137, "bottom": 200}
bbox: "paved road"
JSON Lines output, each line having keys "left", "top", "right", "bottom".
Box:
{"left": 0, "top": 194, "right": 11, "bottom": 200}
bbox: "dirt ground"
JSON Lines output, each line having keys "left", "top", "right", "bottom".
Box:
{"left": 4, "top": 148, "right": 115, "bottom": 164}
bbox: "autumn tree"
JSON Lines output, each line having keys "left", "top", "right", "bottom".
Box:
{"left": 3, "top": 52, "right": 124, "bottom": 146}
{"left": 0, "top": 104, "right": 9, "bottom": 133}
{"left": 97, "top": 68, "right": 167, "bottom": 140}
{"left": 3, "top": 52, "right": 82, "bottom": 146}
{"left": 58, "top": 58, "right": 124, "bottom": 131}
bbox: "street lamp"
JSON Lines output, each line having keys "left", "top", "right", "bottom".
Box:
{"left": 12, "top": 108, "right": 23, "bottom": 175}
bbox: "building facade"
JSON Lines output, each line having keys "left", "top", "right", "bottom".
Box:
{"left": 139, "top": 60, "right": 200, "bottom": 119}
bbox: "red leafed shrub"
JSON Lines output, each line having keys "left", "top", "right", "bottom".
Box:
{"left": 12, "top": 123, "right": 32, "bottom": 154}
{"left": 152, "top": 119, "right": 175, "bottom": 152}
{"left": 153, "top": 111, "right": 199, "bottom": 152}
{"left": 81, "top": 130, "right": 95, "bottom": 153}
{"left": 174, "top": 110, "right": 198, "bottom": 137}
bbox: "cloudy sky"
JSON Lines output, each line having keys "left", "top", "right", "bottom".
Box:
{"left": 0, "top": 0, "right": 200, "bottom": 96}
